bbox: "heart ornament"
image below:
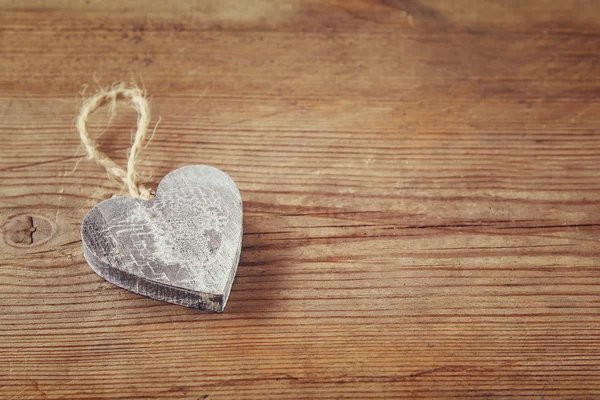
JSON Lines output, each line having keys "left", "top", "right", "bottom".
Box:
{"left": 81, "top": 165, "right": 243, "bottom": 312}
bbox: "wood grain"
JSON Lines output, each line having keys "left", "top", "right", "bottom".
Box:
{"left": 1, "top": 0, "right": 600, "bottom": 398}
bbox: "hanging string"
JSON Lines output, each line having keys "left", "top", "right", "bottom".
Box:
{"left": 77, "top": 83, "right": 155, "bottom": 199}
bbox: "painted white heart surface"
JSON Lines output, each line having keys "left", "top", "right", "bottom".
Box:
{"left": 81, "top": 165, "right": 243, "bottom": 312}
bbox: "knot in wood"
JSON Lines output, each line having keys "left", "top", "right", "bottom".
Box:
{"left": 3, "top": 214, "right": 54, "bottom": 248}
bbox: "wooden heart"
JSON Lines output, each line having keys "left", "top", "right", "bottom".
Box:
{"left": 81, "top": 165, "right": 243, "bottom": 312}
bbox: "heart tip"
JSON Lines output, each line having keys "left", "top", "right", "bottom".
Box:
{"left": 192, "top": 292, "right": 226, "bottom": 313}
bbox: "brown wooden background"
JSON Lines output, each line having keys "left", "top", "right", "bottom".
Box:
{"left": 2, "top": 1, "right": 600, "bottom": 398}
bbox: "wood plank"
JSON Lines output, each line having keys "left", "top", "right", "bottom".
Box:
{"left": 1, "top": 1, "right": 600, "bottom": 398}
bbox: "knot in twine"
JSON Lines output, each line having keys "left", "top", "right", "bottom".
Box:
{"left": 77, "top": 84, "right": 156, "bottom": 200}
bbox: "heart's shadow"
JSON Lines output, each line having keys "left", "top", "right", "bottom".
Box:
{"left": 224, "top": 211, "right": 289, "bottom": 314}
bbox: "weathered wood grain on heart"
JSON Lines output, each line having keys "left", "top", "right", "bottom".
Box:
{"left": 82, "top": 165, "right": 243, "bottom": 312}
{"left": 1, "top": 1, "right": 600, "bottom": 399}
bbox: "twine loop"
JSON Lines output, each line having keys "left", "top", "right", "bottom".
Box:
{"left": 77, "top": 84, "right": 155, "bottom": 199}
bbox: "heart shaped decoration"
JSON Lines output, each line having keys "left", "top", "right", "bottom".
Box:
{"left": 81, "top": 165, "right": 243, "bottom": 312}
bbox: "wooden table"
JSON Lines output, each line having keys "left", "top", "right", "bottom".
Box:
{"left": 2, "top": 1, "right": 599, "bottom": 398}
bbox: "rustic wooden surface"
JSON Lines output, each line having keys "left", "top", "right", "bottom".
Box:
{"left": 1, "top": 1, "right": 600, "bottom": 398}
